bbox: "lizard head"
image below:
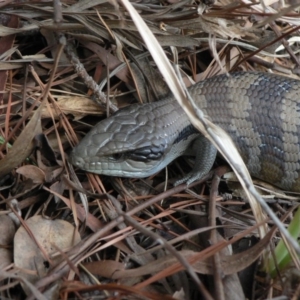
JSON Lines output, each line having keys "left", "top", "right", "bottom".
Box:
{"left": 69, "top": 102, "right": 184, "bottom": 178}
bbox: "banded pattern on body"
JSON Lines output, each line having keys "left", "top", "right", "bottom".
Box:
{"left": 187, "top": 73, "right": 300, "bottom": 191}
{"left": 70, "top": 72, "right": 300, "bottom": 192}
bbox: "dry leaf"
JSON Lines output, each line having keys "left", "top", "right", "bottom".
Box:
{"left": 41, "top": 96, "right": 104, "bottom": 121}
{"left": 173, "top": 288, "right": 185, "bottom": 300}
{"left": 0, "top": 14, "right": 18, "bottom": 102}
{"left": 16, "top": 165, "right": 45, "bottom": 184}
{"left": 14, "top": 215, "right": 81, "bottom": 295}
{"left": 84, "top": 43, "right": 133, "bottom": 85}
{"left": 83, "top": 260, "right": 125, "bottom": 278}
{"left": 0, "top": 215, "right": 16, "bottom": 269}
{"left": 0, "top": 104, "right": 43, "bottom": 177}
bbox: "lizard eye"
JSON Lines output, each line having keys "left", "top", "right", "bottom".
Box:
{"left": 111, "top": 153, "right": 123, "bottom": 160}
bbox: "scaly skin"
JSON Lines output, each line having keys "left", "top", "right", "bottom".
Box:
{"left": 70, "top": 72, "right": 300, "bottom": 192}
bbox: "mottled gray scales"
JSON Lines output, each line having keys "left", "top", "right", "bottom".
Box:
{"left": 278, "top": 84, "right": 300, "bottom": 189}
{"left": 191, "top": 73, "right": 264, "bottom": 177}
{"left": 192, "top": 73, "right": 300, "bottom": 191}
{"left": 70, "top": 72, "right": 300, "bottom": 192}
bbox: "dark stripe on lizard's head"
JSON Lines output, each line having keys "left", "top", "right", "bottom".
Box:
{"left": 173, "top": 124, "right": 198, "bottom": 145}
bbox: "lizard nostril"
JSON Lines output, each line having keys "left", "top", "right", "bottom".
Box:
{"left": 69, "top": 152, "right": 85, "bottom": 168}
